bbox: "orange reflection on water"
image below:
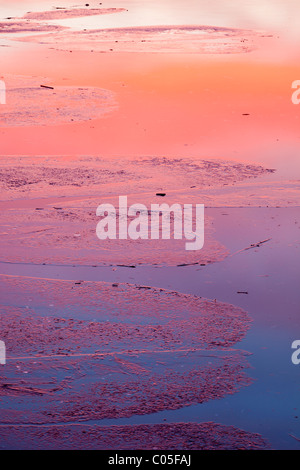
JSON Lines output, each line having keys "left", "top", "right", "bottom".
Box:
{"left": 1, "top": 48, "right": 299, "bottom": 171}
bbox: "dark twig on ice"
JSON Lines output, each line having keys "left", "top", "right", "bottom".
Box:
{"left": 244, "top": 238, "right": 272, "bottom": 250}
{"left": 289, "top": 433, "right": 300, "bottom": 443}
{"left": 230, "top": 238, "right": 272, "bottom": 257}
{"left": 40, "top": 85, "right": 54, "bottom": 89}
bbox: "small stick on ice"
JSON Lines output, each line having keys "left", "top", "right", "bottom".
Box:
{"left": 289, "top": 433, "right": 300, "bottom": 443}
{"left": 230, "top": 238, "right": 272, "bottom": 257}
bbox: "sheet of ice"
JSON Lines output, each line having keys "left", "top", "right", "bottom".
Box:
{"left": 21, "top": 8, "right": 127, "bottom": 21}
{"left": 0, "top": 156, "right": 275, "bottom": 266}
{"left": 0, "top": 155, "right": 274, "bottom": 199}
{"left": 0, "top": 276, "right": 251, "bottom": 348}
{"left": 17, "top": 25, "right": 259, "bottom": 54}
{"left": 0, "top": 275, "right": 252, "bottom": 424}
{"left": 0, "top": 20, "right": 65, "bottom": 33}
{"left": 0, "top": 75, "right": 117, "bottom": 127}
{"left": 0, "top": 422, "right": 269, "bottom": 450}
